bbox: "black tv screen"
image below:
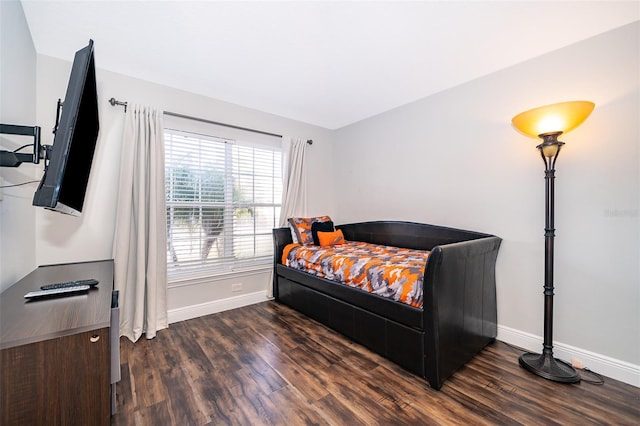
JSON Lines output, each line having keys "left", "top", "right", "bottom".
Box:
{"left": 33, "top": 40, "right": 99, "bottom": 216}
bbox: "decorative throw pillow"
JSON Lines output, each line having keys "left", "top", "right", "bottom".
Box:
{"left": 288, "top": 222, "right": 300, "bottom": 243}
{"left": 317, "top": 229, "right": 346, "bottom": 247}
{"left": 311, "top": 220, "right": 335, "bottom": 245}
{"left": 288, "top": 216, "right": 332, "bottom": 245}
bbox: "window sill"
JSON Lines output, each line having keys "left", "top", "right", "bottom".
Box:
{"left": 168, "top": 265, "right": 271, "bottom": 289}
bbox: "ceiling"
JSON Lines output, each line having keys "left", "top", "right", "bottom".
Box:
{"left": 20, "top": 1, "right": 640, "bottom": 129}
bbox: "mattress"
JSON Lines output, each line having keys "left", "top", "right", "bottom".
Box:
{"left": 282, "top": 241, "right": 429, "bottom": 308}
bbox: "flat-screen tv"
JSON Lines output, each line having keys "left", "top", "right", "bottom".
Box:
{"left": 32, "top": 39, "right": 99, "bottom": 216}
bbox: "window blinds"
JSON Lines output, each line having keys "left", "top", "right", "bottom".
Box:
{"left": 164, "top": 122, "right": 281, "bottom": 280}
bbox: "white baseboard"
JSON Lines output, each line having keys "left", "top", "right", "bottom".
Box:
{"left": 168, "top": 290, "right": 269, "bottom": 324}
{"left": 498, "top": 325, "right": 640, "bottom": 388}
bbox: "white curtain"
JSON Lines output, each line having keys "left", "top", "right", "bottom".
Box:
{"left": 267, "top": 136, "right": 308, "bottom": 298}
{"left": 113, "top": 104, "right": 168, "bottom": 342}
{"left": 279, "top": 136, "right": 308, "bottom": 226}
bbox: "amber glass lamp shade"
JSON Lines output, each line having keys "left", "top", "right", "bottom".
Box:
{"left": 511, "top": 100, "right": 595, "bottom": 138}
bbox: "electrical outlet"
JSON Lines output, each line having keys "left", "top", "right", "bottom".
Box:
{"left": 232, "top": 283, "right": 243, "bottom": 292}
{"left": 571, "top": 358, "right": 584, "bottom": 369}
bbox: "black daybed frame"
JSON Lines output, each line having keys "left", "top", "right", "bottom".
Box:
{"left": 272, "top": 221, "right": 502, "bottom": 390}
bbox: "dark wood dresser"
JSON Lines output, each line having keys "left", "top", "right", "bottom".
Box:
{"left": 0, "top": 260, "right": 114, "bottom": 425}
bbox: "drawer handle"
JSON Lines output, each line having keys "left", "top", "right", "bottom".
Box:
{"left": 90, "top": 334, "right": 100, "bottom": 343}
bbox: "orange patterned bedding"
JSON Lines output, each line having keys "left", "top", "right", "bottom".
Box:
{"left": 282, "top": 241, "right": 430, "bottom": 308}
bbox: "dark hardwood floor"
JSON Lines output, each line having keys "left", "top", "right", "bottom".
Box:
{"left": 112, "top": 301, "right": 639, "bottom": 425}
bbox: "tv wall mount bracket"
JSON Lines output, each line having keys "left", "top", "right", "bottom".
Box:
{"left": 1, "top": 124, "right": 52, "bottom": 168}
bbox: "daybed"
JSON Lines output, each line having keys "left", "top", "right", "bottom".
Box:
{"left": 272, "top": 220, "right": 502, "bottom": 390}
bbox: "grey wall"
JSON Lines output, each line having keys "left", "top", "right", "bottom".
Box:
{"left": 333, "top": 22, "right": 639, "bottom": 366}
{"left": 0, "top": 0, "right": 37, "bottom": 291}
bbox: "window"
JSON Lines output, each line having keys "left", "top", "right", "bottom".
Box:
{"left": 164, "top": 126, "right": 281, "bottom": 280}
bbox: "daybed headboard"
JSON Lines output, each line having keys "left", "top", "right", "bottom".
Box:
{"left": 273, "top": 220, "right": 494, "bottom": 265}
{"left": 337, "top": 221, "right": 491, "bottom": 251}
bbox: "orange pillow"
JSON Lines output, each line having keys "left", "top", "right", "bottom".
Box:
{"left": 317, "top": 229, "right": 345, "bottom": 246}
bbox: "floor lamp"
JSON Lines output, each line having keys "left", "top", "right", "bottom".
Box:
{"left": 511, "top": 100, "right": 595, "bottom": 383}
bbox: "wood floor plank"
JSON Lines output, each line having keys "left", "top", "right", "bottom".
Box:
{"left": 126, "top": 338, "right": 167, "bottom": 409}
{"left": 115, "top": 362, "right": 134, "bottom": 415}
{"left": 113, "top": 301, "right": 640, "bottom": 425}
{"left": 312, "top": 393, "right": 369, "bottom": 426}
{"left": 169, "top": 320, "right": 220, "bottom": 382}
{"left": 266, "top": 387, "right": 328, "bottom": 425}
{"left": 447, "top": 365, "right": 548, "bottom": 425}
{"left": 229, "top": 327, "right": 289, "bottom": 393}
{"left": 115, "top": 338, "right": 136, "bottom": 414}
{"left": 187, "top": 316, "right": 247, "bottom": 383}
{"left": 152, "top": 328, "right": 210, "bottom": 425}
{"left": 194, "top": 373, "right": 251, "bottom": 425}
{"left": 132, "top": 400, "right": 172, "bottom": 426}
{"left": 157, "top": 320, "right": 237, "bottom": 424}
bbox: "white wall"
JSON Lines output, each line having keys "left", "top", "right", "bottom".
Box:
{"left": 33, "top": 53, "right": 335, "bottom": 312}
{"left": 333, "top": 22, "right": 639, "bottom": 369}
{"left": 0, "top": 0, "right": 37, "bottom": 292}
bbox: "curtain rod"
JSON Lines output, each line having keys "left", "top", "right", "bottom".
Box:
{"left": 163, "top": 111, "right": 285, "bottom": 139}
{"left": 107, "top": 97, "right": 312, "bottom": 144}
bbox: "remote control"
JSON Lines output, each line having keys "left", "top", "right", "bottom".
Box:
{"left": 40, "top": 279, "right": 99, "bottom": 291}
{"left": 25, "top": 285, "right": 91, "bottom": 299}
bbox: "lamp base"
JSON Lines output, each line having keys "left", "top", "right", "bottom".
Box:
{"left": 519, "top": 352, "right": 580, "bottom": 383}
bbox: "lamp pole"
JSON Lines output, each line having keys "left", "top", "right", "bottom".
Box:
{"left": 518, "top": 132, "right": 580, "bottom": 383}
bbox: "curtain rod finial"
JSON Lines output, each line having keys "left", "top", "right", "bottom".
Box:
{"left": 109, "top": 97, "right": 128, "bottom": 112}
{"left": 307, "top": 139, "right": 313, "bottom": 145}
